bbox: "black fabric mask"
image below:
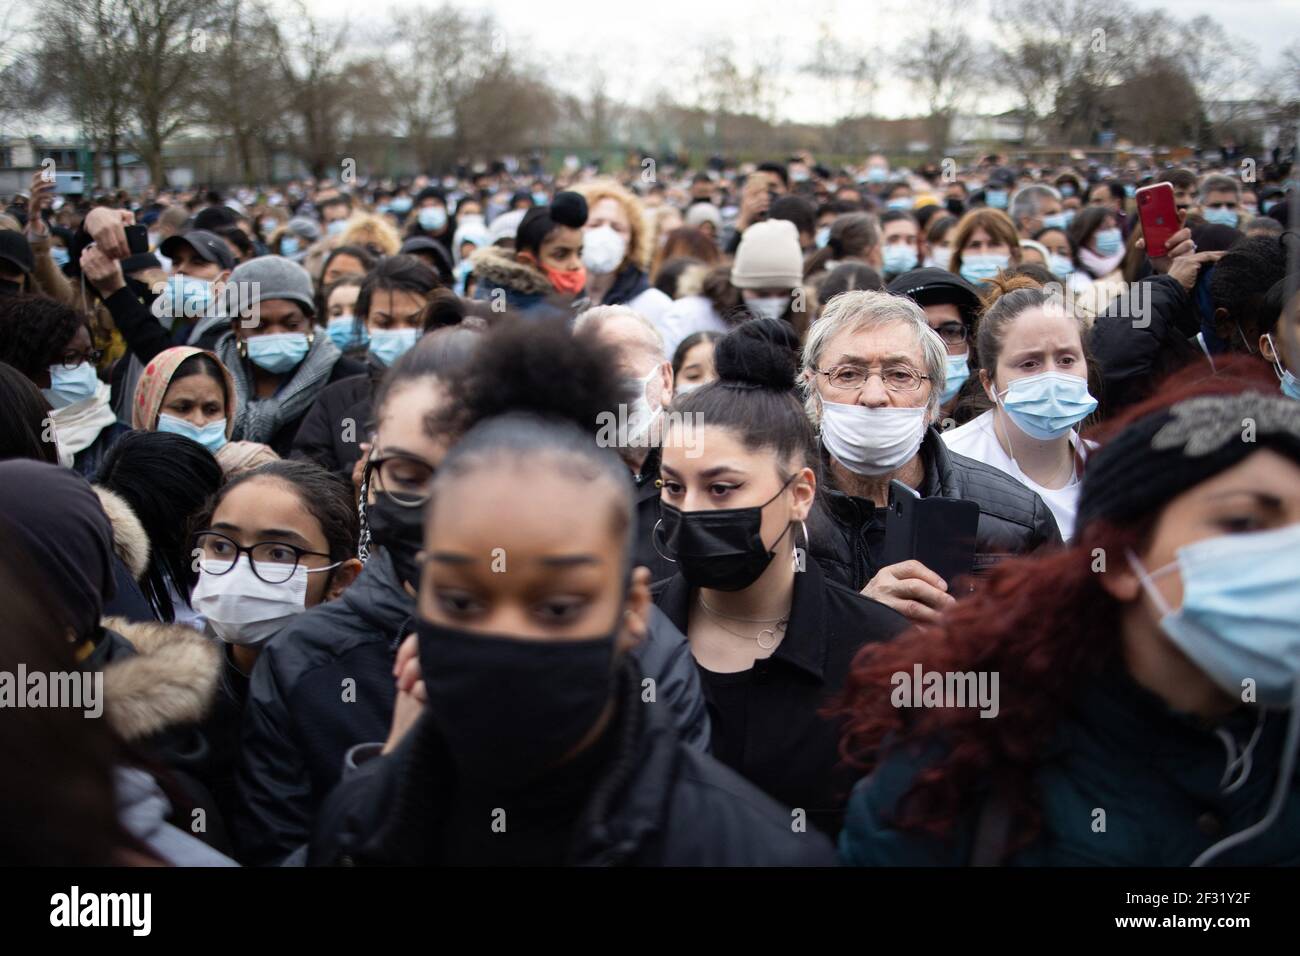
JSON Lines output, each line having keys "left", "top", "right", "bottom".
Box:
{"left": 417, "top": 618, "right": 618, "bottom": 789}
{"left": 945, "top": 198, "right": 966, "bottom": 218}
{"left": 657, "top": 475, "right": 795, "bottom": 591}
{"left": 366, "top": 492, "right": 425, "bottom": 588}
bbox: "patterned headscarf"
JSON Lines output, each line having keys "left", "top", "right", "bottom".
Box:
{"left": 131, "top": 346, "right": 237, "bottom": 440}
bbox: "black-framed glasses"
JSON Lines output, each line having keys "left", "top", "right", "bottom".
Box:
{"left": 933, "top": 323, "right": 968, "bottom": 347}
{"left": 366, "top": 453, "right": 436, "bottom": 508}
{"left": 59, "top": 349, "right": 104, "bottom": 370}
{"left": 815, "top": 364, "right": 930, "bottom": 393}
{"left": 194, "top": 531, "right": 335, "bottom": 584}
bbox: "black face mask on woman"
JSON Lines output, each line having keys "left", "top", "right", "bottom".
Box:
{"left": 367, "top": 492, "right": 425, "bottom": 588}
{"left": 417, "top": 617, "right": 619, "bottom": 789}
{"left": 657, "top": 474, "right": 795, "bottom": 591}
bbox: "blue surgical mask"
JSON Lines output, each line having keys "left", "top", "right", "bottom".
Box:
{"left": 1123, "top": 184, "right": 1136, "bottom": 198}
{"left": 418, "top": 206, "right": 447, "bottom": 232}
{"left": 157, "top": 413, "right": 228, "bottom": 453}
{"left": 815, "top": 226, "right": 830, "bottom": 249}
{"left": 50, "top": 246, "right": 70, "bottom": 268}
{"left": 1127, "top": 522, "right": 1300, "bottom": 708}
{"left": 1203, "top": 207, "right": 1239, "bottom": 229}
{"left": 995, "top": 370, "right": 1097, "bottom": 440}
{"left": 941, "top": 351, "right": 970, "bottom": 405}
{"left": 280, "top": 235, "right": 300, "bottom": 257}
{"left": 1059, "top": 184, "right": 1076, "bottom": 198}
{"left": 390, "top": 196, "right": 413, "bottom": 214}
{"left": 454, "top": 259, "right": 475, "bottom": 295}
{"left": 532, "top": 192, "right": 549, "bottom": 206}
{"left": 883, "top": 245, "right": 918, "bottom": 276}
{"left": 327, "top": 314, "right": 367, "bottom": 351}
{"left": 261, "top": 218, "right": 278, "bottom": 234}
{"left": 43, "top": 361, "right": 100, "bottom": 409}
{"left": 246, "top": 332, "right": 310, "bottom": 374}
{"left": 368, "top": 328, "right": 420, "bottom": 367}
{"left": 959, "top": 253, "right": 1009, "bottom": 284}
{"left": 160, "top": 273, "right": 214, "bottom": 322}
{"left": 985, "top": 189, "right": 1008, "bottom": 209}
{"left": 1092, "top": 228, "right": 1123, "bottom": 256}
{"left": 866, "top": 167, "right": 887, "bottom": 183}
{"left": 886, "top": 197, "right": 914, "bottom": 211}
{"left": 1041, "top": 212, "right": 1070, "bottom": 231}
{"left": 1048, "top": 253, "right": 1074, "bottom": 279}
{"left": 1265, "top": 334, "right": 1300, "bottom": 401}
{"left": 326, "top": 220, "right": 348, "bottom": 236}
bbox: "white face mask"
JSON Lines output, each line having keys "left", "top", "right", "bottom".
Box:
{"left": 624, "top": 365, "right": 664, "bottom": 447}
{"left": 747, "top": 295, "right": 788, "bottom": 321}
{"left": 581, "top": 225, "right": 628, "bottom": 276}
{"left": 191, "top": 556, "right": 329, "bottom": 646}
{"left": 819, "top": 401, "right": 928, "bottom": 476}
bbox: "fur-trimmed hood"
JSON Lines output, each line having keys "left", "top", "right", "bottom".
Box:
{"left": 100, "top": 616, "right": 220, "bottom": 742}
{"left": 470, "top": 245, "right": 555, "bottom": 296}
{"left": 93, "top": 486, "right": 150, "bottom": 581}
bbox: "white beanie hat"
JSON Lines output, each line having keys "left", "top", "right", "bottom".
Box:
{"left": 730, "top": 219, "right": 803, "bottom": 290}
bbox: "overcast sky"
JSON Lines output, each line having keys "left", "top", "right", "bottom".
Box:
{"left": 309, "top": 0, "right": 1297, "bottom": 123}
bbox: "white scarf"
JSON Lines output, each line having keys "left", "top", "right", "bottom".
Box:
{"left": 52, "top": 382, "right": 117, "bottom": 457}
{"left": 1078, "top": 246, "right": 1124, "bottom": 279}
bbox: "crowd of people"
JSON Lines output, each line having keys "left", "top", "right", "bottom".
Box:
{"left": 0, "top": 149, "right": 1298, "bottom": 867}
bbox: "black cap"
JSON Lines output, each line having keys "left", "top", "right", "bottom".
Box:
{"left": 193, "top": 205, "right": 239, "bottom": 232}
{"left": 160, "top": 230, "right": 235, "bottom": 271}
{"left": 887, "top": 267, "right": 983, "bottom": 327}
{"left": 0, "top": 230, "right": 34, "bottom": 274}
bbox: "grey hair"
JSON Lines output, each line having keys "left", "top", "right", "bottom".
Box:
{"left": 800, "top": 290, "right": 948, "bottom": 421}
{"left": 1199, "top": 174, "right": 1241, "bottom": 202}
{"left": 1009, "top": 184, "right": 1061, "bottom": 226}
{"left": 574, "top": 304, "right": 665, "bottom": 362}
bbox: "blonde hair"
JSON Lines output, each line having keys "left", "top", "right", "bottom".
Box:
{"left": 340, "top": 213, "right": 402, "bottom": 256}
{"left": 572, "top": 179, "right": 650, "bottom": 271}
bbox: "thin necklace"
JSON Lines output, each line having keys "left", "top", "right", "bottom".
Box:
{"left": 697, "top": 594, "right": 788, "bottom": 650}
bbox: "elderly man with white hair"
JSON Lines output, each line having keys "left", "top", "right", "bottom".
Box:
{"left": 801, "top": 290, "right": 1061, "bottom": 624}
{"left": 575, "top": 304, "right": 677, "bottom": 580}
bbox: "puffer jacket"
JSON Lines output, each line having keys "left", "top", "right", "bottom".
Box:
{"left": 308, "top": 659, "right": 835, "bottom": 866}
{"left": 234, "top": 548, "right": 710, "bottom": 865}
{"left": 289, "top": 356, "right": 386, "bottom": 481}
{"left": 807, "top": 428, "right": 1062, "bottom": 592}
{"left": 470, "top": 245, "right": 585, "bottom": 323}
{"left": 839, "top": 667, "right": 1300, "bottom": 866}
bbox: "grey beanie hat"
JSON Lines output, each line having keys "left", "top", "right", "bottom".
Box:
{"left": 225, "top": 255, "right": 316, "bottom": 316}
{"left": 286, "top": 216, "right": 322, "bottom": 242}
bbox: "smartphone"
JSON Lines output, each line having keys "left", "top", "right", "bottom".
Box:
{"left": 53, "top": 172, "right": 85, "bottom": 196}
{"left": 125, "top": 225, "right": 149, "bottom": 256}
{"left": 1136, "top": 183, "right": 1180, "bottom": 259}
{"left": 880, "top": 480, "right": 981, "bottom": 592}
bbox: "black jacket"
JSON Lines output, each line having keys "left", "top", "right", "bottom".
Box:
{"left": 1088, "top": 273, "right": 1206, "bottom": 418}
{"left": 289, "top": 357, "right": 385, "bottom": 481}
{"left": 308, "top": 660, "right": 836, "bottom": 866}
{"left": 653, "top": 557, "right": 907, "bottom": 836}
{"left": 631, "top": 446, "right": 676, "bottom": 583}
{"left": 807, "top": 428, "right": 1062, "bottom": 592}
{"left": 234, "top": 548, "right": 710, "bottom": 865}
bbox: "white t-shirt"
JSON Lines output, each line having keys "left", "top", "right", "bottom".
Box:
{"left": 942, "top": 409, "right": 1091, "bottom": 542}
{"left": 654, "top": 295, "right": 728, "bottom": 359}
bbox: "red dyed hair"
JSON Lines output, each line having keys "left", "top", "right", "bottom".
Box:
{"left": 834, "top": 355, "right": 1279, "bottom": 849}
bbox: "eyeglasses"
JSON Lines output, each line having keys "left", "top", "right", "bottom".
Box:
{"left": 933, "top": 323, "right": 968, "bottom": 347}
{"left": 194, "top": 531, "right": 334, "bottom": 584}
{"left": 366, "top": 453, "right": 436, "bottom": 508}
{"left": 815, "top": 364, "right": 930, "bottom": 393}
{"left": 59, "top": 349, "right": 104, "bottom": 370}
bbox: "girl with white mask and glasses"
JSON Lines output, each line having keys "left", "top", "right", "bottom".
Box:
{"left": 838, "top": 369, "right": 1300, "bottom": 867}
{"left": 189, "top": 458, "right": 361, "bottom": 854}
{"left": 943, "top": 277, "right": 1101, "bottom": 541}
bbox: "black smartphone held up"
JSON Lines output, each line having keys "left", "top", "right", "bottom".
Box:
{"left": 125, "top": 224, "right": 149, "bottom": 256}
{"left": 880, "top": 479, "right": 980, "bottom": 593}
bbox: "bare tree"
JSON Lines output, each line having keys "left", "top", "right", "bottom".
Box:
{"left": 895, "top": 0, "right": 984, "bottom": 151}
{"left": 275, "top": 3, "right": 359, "bottom": 179}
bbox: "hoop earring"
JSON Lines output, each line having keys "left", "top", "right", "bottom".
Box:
{"left": 651, "top": 519, "right": 677, "bottom": 563}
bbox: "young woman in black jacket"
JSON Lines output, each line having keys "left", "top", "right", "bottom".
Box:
{"left": 309, "top": 319, "right": 833, "bottom": 867}
{"left": 651, "top": 318, "right": 908, "bottom": 838}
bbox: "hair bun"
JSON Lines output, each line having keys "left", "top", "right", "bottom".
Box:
{"left": 548, "top": 191, "right": 589, "bottom": 229}
{"left": 713, "top": 318, "right": 800, "bottom": 391}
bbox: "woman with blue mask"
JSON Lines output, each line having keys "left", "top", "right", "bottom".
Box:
{"left": 1259, "top": 279, "right": 1300, "bottom": 401}
{"left": 216, "top": 256, "right": 366, "bottom": 458}
{"left": 838, "top": 375, "right": 1300, "bottom": 867}
{"left": 1070, "top": 206, "right": 1126, "bottom": 282}
{"left": 0, "top": 292, "right": 128, "bottom": 476}
{"left": 130, "top": 345, "right": 277, "bottom": 477}
{"left": 320, "top": 274, "right": 366, "bottom": 356}
{"left": 1033, "top": 225, "right": 1094, "bottom": 294}
{"left": 949, "top": 208, "right": 1020, "bottom": 287}
{"left": 943, "top": 280, "right": 1098, "bottom": 541}
{"left": 406, "top": 186, "right": 453, "bottom": 263}
{"left": 289, "top": 255, "right": 442, "bottom": 482}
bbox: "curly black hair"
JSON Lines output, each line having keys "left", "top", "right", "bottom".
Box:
{"left": 1210, "top": 233, "right": 1292, "bottom": 343}
{"left": 0, "top": 293, "right": 85, "bottom": 379}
